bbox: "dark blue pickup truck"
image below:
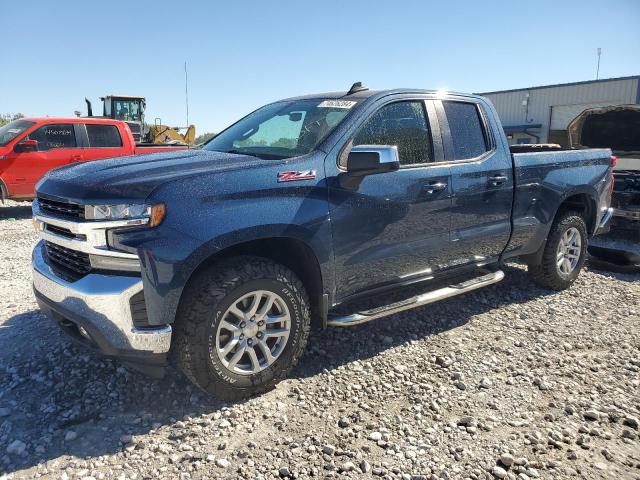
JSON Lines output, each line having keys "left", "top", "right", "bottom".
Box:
{"left": 32, "top": 84, "right": 614, "bottom": 399}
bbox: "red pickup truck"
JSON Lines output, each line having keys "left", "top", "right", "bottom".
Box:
{"left": 0, "top": 117, "right": 187, "bottom": 201}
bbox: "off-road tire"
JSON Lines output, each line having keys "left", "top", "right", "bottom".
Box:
{"left": 173, "top": 256, "right": 311, "bottom": 400}
{"left": 528, "top": 211, "right": 588, "bottom": 290}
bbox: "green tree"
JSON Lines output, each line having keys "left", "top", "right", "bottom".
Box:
{"left": 194, "top": 132, "right": 216, "bottom": 145}
{"left": 0, "top": 113, "right": 25, "bottom": 127}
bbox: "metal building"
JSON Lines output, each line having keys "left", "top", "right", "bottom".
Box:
{"left": 478, "top": 75, "right": 640, "bottom": 146}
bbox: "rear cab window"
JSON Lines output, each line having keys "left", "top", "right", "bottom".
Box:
{"left": 28, "top": 124, "right": 77, "bottom": 151}
{"left": 349, "top": 100, "right": 434, "bottom": 167}
{"left": 442, "top": 101, "right": 490, "bottom": 160}
{"left": 86, "top": 124, "right": 123, "bottom": 147}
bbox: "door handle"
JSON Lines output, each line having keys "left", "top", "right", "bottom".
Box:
{"left": 71, "top": 154, "right": 82, "bottom": 161}
{"left": 424, "top": 181, "right": 447, "bottom": 194}
{"left": 488, "top": 175, "right": 508, "bottom": 187}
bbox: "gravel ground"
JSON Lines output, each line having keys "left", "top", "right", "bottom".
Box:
{"left": 0, "top": 200, "right": 639, "bottom": 480}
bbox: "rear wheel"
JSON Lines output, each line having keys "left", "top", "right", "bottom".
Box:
{"left": 528, "top": 211, "right": 588, "bottom": 290}
{"left": 173, "top": 256, "right": 311, "bottom": 400}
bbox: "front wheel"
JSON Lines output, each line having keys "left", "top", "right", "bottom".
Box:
{"left": 528, "top": 211, "right": 588, "bottom": 290}
{"left": 173, "top": 256, "right": 311, "bottom": 400}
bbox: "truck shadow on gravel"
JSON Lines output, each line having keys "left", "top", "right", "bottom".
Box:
{"left": 0, "top": 265, "right": 604, "bottom": 474}
{"left": 0, "top": 203, "right": 32, "bottom": 221}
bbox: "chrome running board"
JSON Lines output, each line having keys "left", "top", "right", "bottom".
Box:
{"left": 327, "top": 269, "right": 505, "bottom": 327}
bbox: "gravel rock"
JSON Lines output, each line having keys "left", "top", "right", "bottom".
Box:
{"left": 623, "top": 416, "right": 639, "bottom": 429}
{"left": 583, "top": 410, "right": 600, "bottom": 421}
{"left": 500, "top": 453, "right": 514, "bottom": 467}
{"left": 492, "top": 465, "right": 508, "bottom": 478}
{"left": 338, "top": 416, "right": 350, "bottom": 428}
{"left": 322, "top": 444, "right": 336, "bottom": 455}
{"left": 340, "top": 461, "right": 356, "bottom": 472}
{"left": 278, "top": 466, "right": 291, "bottom": 477}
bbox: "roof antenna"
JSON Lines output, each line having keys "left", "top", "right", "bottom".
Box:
{"left": 184, "top": 61, "right": 190, "bottom": 127}
{"left": 347, "top": 81, "right": 368, "bottom": 95}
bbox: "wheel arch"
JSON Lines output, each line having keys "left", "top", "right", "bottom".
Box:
{"left": 521, "top": 188, "right": 598, "bottom": 266}
{"left": 179, "top": 234, "right": 327, "bottom": 330}
{"left": 0, "top": 178, "right": 8, "bottom": 202}
{"left": 554, "top": 189, "right": 598, "bottom": 234}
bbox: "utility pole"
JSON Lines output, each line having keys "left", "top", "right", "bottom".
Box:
{"left": 596, "top": 48, "right": 602, "bottom": 80}
{"left": 184, "top": 61, "right": 190, "bottom": 127}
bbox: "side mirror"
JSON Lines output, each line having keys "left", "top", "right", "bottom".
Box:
{"left": 346, "top": 145, "right": 400, "bottom": 175}
{"left": 14, "top": 139, "right": 38, "bottom": 153}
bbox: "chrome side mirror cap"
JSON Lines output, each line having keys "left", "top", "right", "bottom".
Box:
{"left": 346, "top": 145, "right": 400, "bottom": 175}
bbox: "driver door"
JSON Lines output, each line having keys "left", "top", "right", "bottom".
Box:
{"left": 18, "top": 123, "right": 81, "bottom": 194}
{"left": 328, "top": 98, "right": 452, "bottom": 301}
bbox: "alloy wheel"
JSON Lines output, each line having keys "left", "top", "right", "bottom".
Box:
{"left": 215, "top": 290, "right": 291, "bottom": 375}
{"left": 556, "top": 226, "right": 582, "bottom": 275}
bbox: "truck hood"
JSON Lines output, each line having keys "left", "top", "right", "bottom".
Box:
{"left": 36, "top": 150, "right": 280, "bottom": 203}
{"left": 568, "top": 104, "right": 640, "bottom": 156}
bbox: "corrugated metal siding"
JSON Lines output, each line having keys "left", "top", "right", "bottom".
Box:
{"left": 482, "top": 78, "right": 639, "bottom": 142}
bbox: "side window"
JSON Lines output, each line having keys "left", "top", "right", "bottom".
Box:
{"left": 86, "top": 124, "right": 123, "bottom": 147}
{"left": 352, "top": 101, "right": 433, "bottom": 166}
{"left": 28, "top": 124, "right": 76, "bottom": 152}
{"left": 442, "top": 101, "right": 489, "bottom": 160}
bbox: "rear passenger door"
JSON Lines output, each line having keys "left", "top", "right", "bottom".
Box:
{"left": 328, "top": 98, "right": 452, "bottom": 300}
{"left": 437, "top": 98, "right": 513, "bottom": 266}
{"left": 82, "top": 123, "right": 125, "bottom": 160}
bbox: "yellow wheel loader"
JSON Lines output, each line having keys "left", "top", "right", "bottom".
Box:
{"left": 83, "top": 95, "right": 196, "bottom": 145}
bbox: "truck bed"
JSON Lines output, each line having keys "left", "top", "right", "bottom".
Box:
{"left": 504, "top": 147, "right": 613, "bottom": 260}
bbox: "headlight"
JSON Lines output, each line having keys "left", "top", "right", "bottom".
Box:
{"left": 85, "top": 203, "right": 165, "bottom": 227}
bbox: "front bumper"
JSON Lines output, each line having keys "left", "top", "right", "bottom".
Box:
{"left": 32, "top": 241, "right": 172, "bottom": 373}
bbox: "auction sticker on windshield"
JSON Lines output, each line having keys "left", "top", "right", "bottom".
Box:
{"left": 318, "top": 100, "right": 357, "bottom": 109}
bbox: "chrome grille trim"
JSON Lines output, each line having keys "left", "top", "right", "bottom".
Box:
{"left": 33, "top": 200, "right": 142, "bottom": 277}
{"left": 38, "top": 197, "right": 85, "bottom": 219}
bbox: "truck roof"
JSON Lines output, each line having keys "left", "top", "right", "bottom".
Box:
{"left": 100, "top": 95, "right": 146, "bottom": 100}
{"left": 20, "top": 117, "right": 128, "bottom": 125}
{"left": 280, "top": 88, "right": 480, "bottom": 102}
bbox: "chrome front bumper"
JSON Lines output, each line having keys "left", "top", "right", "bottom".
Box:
{"left": 32, "top": 241, "right": 172, "bottom": 362}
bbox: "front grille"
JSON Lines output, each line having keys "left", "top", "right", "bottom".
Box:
{"left": 46, "top": 224, "right": 86, "bottom": 240}
{"left": 45, "top": 241, "right": 91, "bottom": 280}
{"left": 38, "top": 197, "right": 85, "bottom": 220}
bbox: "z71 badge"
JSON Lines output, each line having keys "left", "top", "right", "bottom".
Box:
{"left": 277, "top": 170, "right": 317, "bottom": 182}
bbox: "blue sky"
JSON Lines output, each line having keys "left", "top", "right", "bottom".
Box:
{"left": 2, "top": 0, "right": 639, "bottom": 134}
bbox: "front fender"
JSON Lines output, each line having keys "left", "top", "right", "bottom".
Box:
{"left": 115, "top": 154, "right": 333, "bottom": 326}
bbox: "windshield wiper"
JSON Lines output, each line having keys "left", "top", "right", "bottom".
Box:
{"left": 225, "top": 149, "right": 289, "bottom": 160}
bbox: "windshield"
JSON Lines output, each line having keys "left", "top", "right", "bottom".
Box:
{"left": 113, "top": 100, "right": 143, "bottom": 122}
{"left": 0, "top": 120, "right": 35, "bottom": 146}
{"left": 204, "top": 99, "right": 358, "bottom": 159}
